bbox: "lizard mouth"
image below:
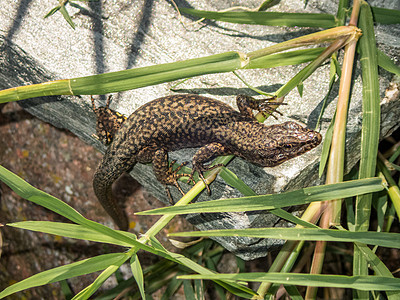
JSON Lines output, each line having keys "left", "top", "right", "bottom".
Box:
{"left": 279, "top": 130, "right": 322, "bottom": 149}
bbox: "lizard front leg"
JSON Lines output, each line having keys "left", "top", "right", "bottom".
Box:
{"left": 188, "top": 142, "right": 231, "bottom": 194}
{"left": 236, "top": 94, "right": 283, "bottom": 120}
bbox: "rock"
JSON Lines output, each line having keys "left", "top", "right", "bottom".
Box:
{"left": 0, "top": 0, "right": 399, "bottom": 260}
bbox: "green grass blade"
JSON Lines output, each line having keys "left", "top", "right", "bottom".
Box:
{"left": 7, "top": 221, "right": 137, "bottom": 247}
{"left": 284, "top": 285, "right": 303, "bottom": 299}
{"left": 194, "top": 279, "right": 204, "bottom": 300}
{"left": 170, "top": 227, "right": 400, "bottom": 249}
{"left": 136, "top": 178, "right": 383, "bottom": 215}
{"left": 389, "top": 145, "right": 400, "bottom": 163}
{"left": 130, "top": 254, "right": 145, "bottom": 300}
{"left": 246, "top": 47, "right": 325, "bottom": 69}
{"left": 336, "top": 0, "right": 350, "bottom": 26}
{"left": 59, "top": 5, "right": 76, "bottom": 29}
{"left": 179, "top": 8, "right": 337, "bottom": 28}
{"left": 161, "top": 275, "right": 183, "bottom": 300}
{"left": 315, "top": 54, "right": 339, "bottom": 130}
{"left": 183, "top": 281, "right": 196, "bottom": 300}
{"left": 374, "top": 193, "right": 387, "bottom": 232}
{"left": 378, "top": 159, "right": 400, "bottom": 221}
{"left": 258, "top": 0, "right": 280, "bottom": 11}
{"left": 371, "top": 6, "right": 400, "bottom": 24}
{"left": 318, "top": 113, "right": 335, "bottom": 177}
{"left": 44, "top": 5, "right": 61, "bottom": 18}
{"left": 59, "top": 280, "right": 74, "bottom": 299}
{"left": 0, "top": 165, "right": 93, "bottom": 224}
{"left": 354, "top": 3, "right": 381, "bottom": 293}
{"left": 356, "top": 2, "right": 380, "bottom": 227}
{"left": 0, "top": 165, "right": 148, "bottom": 249}
{"left": 268, "top": 208, "right": 319, "bottom": 228}
{"left": 232, "top": 71, "right": 274, "bottom": 96}
{"left": 178, "top": 273, "right": 400, "bottom": 291}
{"left": 0, "top": 253, "right": 128, "bottom": 299}
{"left": 377, "top": 49, "right": 400, "bottom": 76}
{"left": 219, "top": 167, "right": 318, "bottom": 228}
{"left": 219, "top": 167, "right": 256, "bottom": 197}
{"left": 72, "top": 252, "right": 131, "bottom": 300}
{"left": 355, "top": 243, "right": 400, "bottom": 299}
{"left": 0, "top": 52, "right": 242, "bottom": 102}
{"left": 355, "top": 243, "right": 395, "bottom": 276}
{"left": 147, "top": 237, "right": 256, "bottom": 298}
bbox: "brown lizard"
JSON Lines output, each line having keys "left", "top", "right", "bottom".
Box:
{"left": 92, "top": 94, "right": 322, "bottom": 230}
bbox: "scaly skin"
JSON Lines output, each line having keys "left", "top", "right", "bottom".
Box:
{"left": 93, "top": 94, "right": 322, "bottom": 230}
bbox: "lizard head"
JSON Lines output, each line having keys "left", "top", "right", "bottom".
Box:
{"left": 91, "top": 96, "right": 127, "bottom": 145}
{"left": 237, "top": 121, "right": 322, "bottom": 167}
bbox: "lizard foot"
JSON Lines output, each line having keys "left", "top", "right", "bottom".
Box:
{"left": 187, "top": 163, "right": 224, "bottom": 195}
{"left": 164, "top": 160, "right": 190, "bottom": 201}
{"left": 258, "top": 97, "right": 286, "bottom": 120}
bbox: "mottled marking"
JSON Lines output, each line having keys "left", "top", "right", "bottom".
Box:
{"left": 93, "top": 94, "right": 322, "bottom": 230}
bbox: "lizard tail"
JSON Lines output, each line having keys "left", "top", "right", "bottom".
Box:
{"left": 93, "top": 152, "right": 135, "bottom": 231}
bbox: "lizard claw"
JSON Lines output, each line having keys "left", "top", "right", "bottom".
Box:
{"left": 258, "top": 97, "right": 285, "bottom": 120}
{"left": 165, "top": 186, "right": 174, "bottom": 204}
{"left": 165, "top": 161, "right": 190, "bottom": 201}
{"left": 186, "top": 169, "right": 211, "bottom": 195}
{"left": 187, "top": 164, "right": 224, "bottom": 195}
{"left": 165, "top": 186, "right": 183, "bottom": 204}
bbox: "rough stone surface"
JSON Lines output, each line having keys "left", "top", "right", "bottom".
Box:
{"left": 0, "top": 0, "right": 399, "bottom": 260}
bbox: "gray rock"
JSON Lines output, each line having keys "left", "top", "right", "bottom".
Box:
{"left": 0, "top": 0, "right": 399, "bottom": 260}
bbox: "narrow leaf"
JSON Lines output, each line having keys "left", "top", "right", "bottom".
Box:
{"left": 318, "top": 114, "right": 335, "bottom": 177}
{"left": 137, "top": 178, "right": 383, "bottom": 215}
{"left": 183, "top": 280, "right": 196, "bottom": 300}
{"left": 8, "top": 221, "right": 137, "bottom": 247}
{"left": 178, "top": 273, "right": 400, "bottom": 291}
{"left": 377, "top": 49, "right": 400, "bottom": 76}
{"left": 355, "top": 242, "right": 400, "bottom": 299}
{"left": 246, "top": 47, "right": 325, "bottom": 69}
{"left": 0, "top": 253, "right": 128, "bottom": 299}
{"left": 371, "top": 6, "right": 400, "bottom": 24}
{"left": 170, "top": 227, "right": 400, "bottom": 249}
{"left": 219, "top": 167, "right": 255, "bottom": 196}
{"left": 354, "top": 2, "right": 381, "bottom": 288}
{"left": 59, "top": 5, "right": 76, "bottom": 29}
{"left": 219, "top": 167, "right": 318, "bottom": 228}
{"left": 130, "top": 254, "right": 145, "bottom": 299}
{"left": 0, "top": 165, "right": 138, "bottom": 247}
{"left": 44, "top": 5, "right": 61, "bottom": 18}
{"left": 72, "top": 253, "right": 130, "bottom": 299}
{"left": 0, "top": 52, "right": 242, "bottom": 102}
{"left": 180, "top": 8, "right": 336, "bottom": 28}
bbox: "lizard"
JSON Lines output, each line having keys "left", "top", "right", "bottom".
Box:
{"left": 91, "top": 94, "right": 322, "bottom": 231}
